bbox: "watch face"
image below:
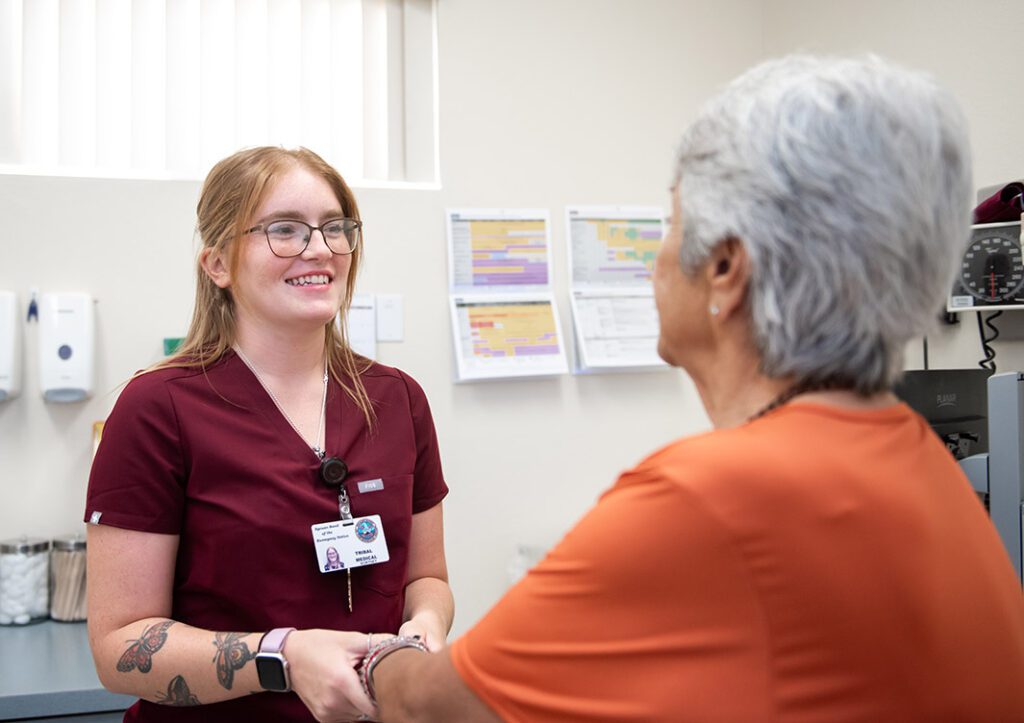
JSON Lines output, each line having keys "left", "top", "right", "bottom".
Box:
{"left": 256, "top": 654, "right": 289, "bottom": 692}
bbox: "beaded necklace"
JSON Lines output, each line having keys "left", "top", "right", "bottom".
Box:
{"left": 746, "top": 380, "right": 841, "bottom": 423}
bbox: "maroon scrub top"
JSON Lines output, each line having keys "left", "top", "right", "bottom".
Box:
{"left": 85, "top": 352, "right": 448, "bottom": 722}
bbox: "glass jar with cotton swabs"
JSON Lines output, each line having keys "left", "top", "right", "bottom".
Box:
{"left": 50, "top": 533, "right": 87, "bottom": 622}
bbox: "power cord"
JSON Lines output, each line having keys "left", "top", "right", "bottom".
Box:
{"left": 976, "top": 310, "right": 1003, "bottom": 371}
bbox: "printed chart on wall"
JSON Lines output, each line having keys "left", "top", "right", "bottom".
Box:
{"left": 450, "top": 295, "right": 568, "bottom": 381}
{"left": 566, "top": 206, "right": 668, "bottom": 371}
{"left": 446, "top": 209, "right": 568, "bottom": 381}
{"left": 447, "top": 208, "right": 552, "bottom": 290}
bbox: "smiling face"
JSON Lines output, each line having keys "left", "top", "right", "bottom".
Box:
{"left": 211, "top": 164, "right": 352, "bottom": 339}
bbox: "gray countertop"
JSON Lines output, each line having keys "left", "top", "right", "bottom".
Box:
{"left": 0, "top": 620, "right": 133, "bottom": 721}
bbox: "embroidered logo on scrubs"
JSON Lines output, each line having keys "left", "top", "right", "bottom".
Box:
{"left": 355, "top": 518, "right": 379, "bottom": 543}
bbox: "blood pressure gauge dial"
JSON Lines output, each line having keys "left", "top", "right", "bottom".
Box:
{"left": 959, "top": 225, "right": 1024, "bottom": 303}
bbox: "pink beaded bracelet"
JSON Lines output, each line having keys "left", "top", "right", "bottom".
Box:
{"left": 359, "top": 635, "right": 429, "bottom": 704}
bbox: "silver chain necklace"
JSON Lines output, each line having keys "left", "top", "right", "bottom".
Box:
{"left": 234, "top": 346, "right": 329, "bottom": 460}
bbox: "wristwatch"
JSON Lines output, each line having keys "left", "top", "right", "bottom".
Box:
{"left": 255, "top": 627, "right": 296, "bottom": 692}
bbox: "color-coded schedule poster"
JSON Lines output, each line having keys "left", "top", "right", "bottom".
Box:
{"left": 569, "top": 214, "right": 661, "bottom": 285}
{"left": 450, "top": 297, "right": 568, "bottom": 381}
{"left": 566, "top": 206, "right": 667, "bottom": 371}
{"left": 448, "top": 209, "right": 552, "bottom": 289}
{"left": 446, "top": 209, "right": 567, "bottom": 381}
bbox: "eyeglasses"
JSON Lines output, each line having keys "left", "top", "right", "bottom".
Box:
{"left": 245, "top": 218, "right": 362, "bottom": 258}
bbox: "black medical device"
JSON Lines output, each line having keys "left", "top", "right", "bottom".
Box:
{"left": 894, "top": 369, "right": 1022, "bottom": 583}
{"left": 894, "top": 369, "right": 991, "bottom": 463}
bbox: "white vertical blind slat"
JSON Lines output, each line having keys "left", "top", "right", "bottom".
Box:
{"left": 267, "top": 0, "right": 302, "bottom": 149}
{"left": 331, "top": 0, "right": 363, "bottom": 180}
{"left": 59, "top": 0, "right": 97, "bottom": 168}
{"left": 234, "top": 0, "right": 267, "bottom": 150}
{"left": 0, "top": 0, "right": 22, "bottom": 164}
{"left": 21, "top": 0, "right": 59, "bottom": 166}
{"left": 402, "top": 0, "right": 435, "bottom": 183}
{"left": 95, "top": 0, "right": 132, "bottom": 169}
{"left": 131, "top": 0, "right": 166, "bottom": 169}
{"left": 165, "top": 0, "right": 201, "bottom": 174}
{"left": 384, "top": 0, "right": 403, "bottom": 180}
{"left": 300, "top": 0, "right": 331, "bottom": 160}
{"left": 199, "top": 0, "right": 235, "bottom": 170}
{"left": 361, "top": 0, "right": 387, "bottom": 180}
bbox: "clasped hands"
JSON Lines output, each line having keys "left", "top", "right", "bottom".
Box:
{"left": 286, "top": 616, "right": 445, "bottom": 723}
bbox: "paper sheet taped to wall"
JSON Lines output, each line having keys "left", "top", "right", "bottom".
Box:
{"left": 449, "top": 294, "right": 568, "bottom": 381}
{"left": 447, "top": 208, "right": 553, "bottom": 291}
{"left": 345, "top": 294, "right": 377, "bottom": 360}
{"left": 570, "top": 289, "right": 663, "bottom": 368}
{"left": 446, "top": 209, "right": 567, "bottom": 381}
{"left": 566, "top": 206, "right": 667, "bottom": 372}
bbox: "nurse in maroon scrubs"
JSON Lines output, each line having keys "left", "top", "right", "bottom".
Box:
{"left": 84, "top": 147, "right": 452, "bottom": 722}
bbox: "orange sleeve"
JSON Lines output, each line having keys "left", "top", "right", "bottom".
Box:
{"left": 449, "top": 470, "right": 773, "bottom": 723}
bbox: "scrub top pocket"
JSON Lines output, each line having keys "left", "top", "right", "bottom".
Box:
{"left": 351, "top": 473, "right": 413, "bottom": 596}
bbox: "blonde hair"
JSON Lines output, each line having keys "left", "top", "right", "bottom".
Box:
{"left": 150, "top": 146, "right": 375, "bottom": 425}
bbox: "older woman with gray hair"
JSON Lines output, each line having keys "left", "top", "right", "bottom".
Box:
{"left": 309, "top": 56, "right": 1024, "bottom": 723}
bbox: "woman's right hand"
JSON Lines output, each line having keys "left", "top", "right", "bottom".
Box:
{"left": 286, "top": 629, "right": 381, "bottom": 722}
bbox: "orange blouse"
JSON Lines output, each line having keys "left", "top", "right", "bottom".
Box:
{"left": 451, "top": 403, "right": 1024, "bottom": 721}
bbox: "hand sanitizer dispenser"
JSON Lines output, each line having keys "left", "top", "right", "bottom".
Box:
{"left": 0, "top": 292, "right": 21, "bottom": 401}
{"left": 39, "top": 292, "right": 94, "bottom": 403}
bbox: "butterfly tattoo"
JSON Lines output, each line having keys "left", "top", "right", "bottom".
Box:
{"left": 117, "top": 620, "right": 175, "bottom": 674}
{"left": 156, "top": 675, "right": 200, "bottom": 706}
{"left": 212, "top": 632, "right": 254, "bottom": 690}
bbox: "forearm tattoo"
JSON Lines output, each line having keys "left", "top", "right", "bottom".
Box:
{"left": 212, "top": 632, "right": 254, "bottom": 690}
{"left": 117, "top": 620, "right": 175, "bottom": 674}
{"left": 156, "top": 675, "right": 200, "bottom": 706}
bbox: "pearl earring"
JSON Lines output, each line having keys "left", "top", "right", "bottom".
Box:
{"left": 709, "top": 304, "right": 720, "bottom": 316}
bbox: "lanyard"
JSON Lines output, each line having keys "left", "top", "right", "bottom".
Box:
{"left": 319, "top": 456, "right": 354, "bottom": 612}
{"left": 337, "top": 483, "right": 353, "bottom": 522}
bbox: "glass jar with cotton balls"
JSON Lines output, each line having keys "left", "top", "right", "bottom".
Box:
{"left": 0, "top": 537, "right": 50, "bottom": 625}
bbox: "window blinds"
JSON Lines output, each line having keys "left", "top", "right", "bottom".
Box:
{"left": 0, "top": 0, "right": 437, "bottom": 183}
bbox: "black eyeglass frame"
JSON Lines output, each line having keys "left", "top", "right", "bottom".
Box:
{"left": 244, "top": 218, "right": 362, "bottom": 258}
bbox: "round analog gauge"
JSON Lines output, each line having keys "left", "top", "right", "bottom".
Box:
{"left": 959, "top": 227, "right": 1024, "bottom": 303}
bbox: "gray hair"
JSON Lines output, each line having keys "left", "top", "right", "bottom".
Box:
{"left": 673, "top": 55, "right": 972, "bottom": 394}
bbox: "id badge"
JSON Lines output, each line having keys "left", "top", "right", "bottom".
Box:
{"left": 311, "top": 515, "right": 390, "bottom": 574}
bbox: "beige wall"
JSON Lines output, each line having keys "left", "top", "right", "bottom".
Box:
{"left": 0, "top": 0, "right": 1022, "bottom": 636}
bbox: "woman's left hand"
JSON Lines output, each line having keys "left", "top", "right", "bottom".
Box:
{"left": 398, "top": 612, "right": 449, "bottom": 652}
